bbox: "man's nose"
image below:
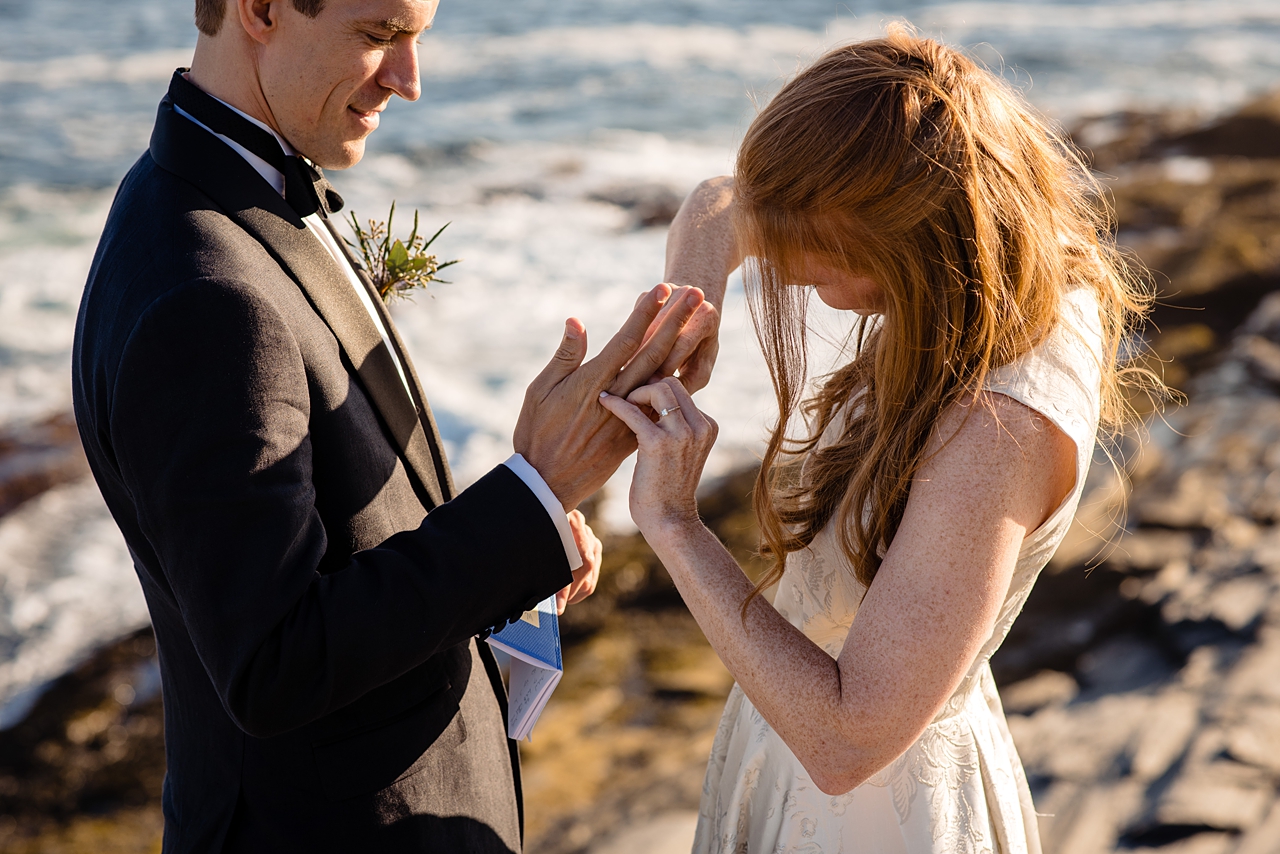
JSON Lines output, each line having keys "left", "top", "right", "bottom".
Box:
{"left": 380, "top": 39, "right": 421, "bottom": 102}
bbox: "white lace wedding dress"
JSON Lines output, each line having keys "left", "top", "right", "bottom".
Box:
{"left": 693, "top": 286, "right": 1105, "bottom": 854}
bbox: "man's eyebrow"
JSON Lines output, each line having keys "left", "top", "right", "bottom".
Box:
{"left": 365, "top": 17, "right": 428, "bottom": 35}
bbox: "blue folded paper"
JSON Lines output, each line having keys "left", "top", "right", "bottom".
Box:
{"left": 485, "top": 595, "right": 563, "bottom": 741}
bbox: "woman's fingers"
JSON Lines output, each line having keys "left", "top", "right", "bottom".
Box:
{"left": 603, "top": 378, "right": 714, "bottom": 534}
{"left": 603, "top": 376, "right": 714, "bottom": 450}
{"left": 624, "top": 378, "right": 705, "bottom": 434}
{"left": 623, "top": 381, "right": 682, "bottom": 420}
{"left": 661, "top": 376, "right": 716, "bottom": 438}
{"left": 598, "top": 390, "right": 664, "bottom": 440}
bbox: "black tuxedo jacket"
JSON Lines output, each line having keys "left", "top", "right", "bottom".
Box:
{"left": 71, "top": 95, "right": 572, "bottom": 853}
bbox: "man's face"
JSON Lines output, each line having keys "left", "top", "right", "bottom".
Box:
{"left": 258, "top": 0, "right": 437, "bottom": 169}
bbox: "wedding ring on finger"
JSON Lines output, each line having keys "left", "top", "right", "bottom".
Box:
{"left": 659, "top": 406, "right": 682, "bottom": 418}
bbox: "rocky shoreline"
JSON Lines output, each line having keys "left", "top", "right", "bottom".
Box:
{"left": 1, "top": 92, "right": 1279, "bottom": 853}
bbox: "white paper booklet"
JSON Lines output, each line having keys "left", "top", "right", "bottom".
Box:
{"left": 484, "top": 595, "right": 562, "bottom": 741}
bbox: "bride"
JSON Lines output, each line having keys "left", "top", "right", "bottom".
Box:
{"left": 600, "top": 28, "right": 1156, "bottom": 854}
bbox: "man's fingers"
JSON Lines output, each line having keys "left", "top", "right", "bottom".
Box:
{"left": 528, "top": 319, "right": 588, "bottom": 399}
{"left": 567, "top": 570, "right": 597, "bottom": 605}
{"left": 585, "top": 284, "right": 672, "bottom": 385}
{"left": 674, "top": 338, "right": 719, "bottom": 393}
{"left": 635, "top": 283, "right": 681, "bottom": 351}
{"left": 656, "top": 301, "right": 719, "bottom": 378}
{"left": 612, "top": 287, "right": 704, "bottom": 394}
{"left": 568, "top": 508, "right": 593, "bottom": 557}
{"left": 561, "top": 509, "right": 600, "bottom": 610}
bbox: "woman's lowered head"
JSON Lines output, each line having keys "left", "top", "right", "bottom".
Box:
{"left": 737, "top": 26, "right": 1158, "bottom": 596}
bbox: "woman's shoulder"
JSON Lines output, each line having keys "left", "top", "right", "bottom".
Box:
{"left": 982, "top": 285, "right": 1105, "bottom": 456}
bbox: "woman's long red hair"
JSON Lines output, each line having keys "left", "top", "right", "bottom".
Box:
{"left": 738, "top": 27, "right": 1158, "bottom": 601}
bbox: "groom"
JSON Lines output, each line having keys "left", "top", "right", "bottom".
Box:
{"left": 71, "top": 0, "right": 718, "bottom": 851}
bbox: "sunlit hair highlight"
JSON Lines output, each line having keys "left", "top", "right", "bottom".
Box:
{"left": 738, "top": 25, "right": 1158, "bottom": 604}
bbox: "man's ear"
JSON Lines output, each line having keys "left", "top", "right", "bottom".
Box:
{"left": 234, "top": 0, "right": 281, "bottom": 45}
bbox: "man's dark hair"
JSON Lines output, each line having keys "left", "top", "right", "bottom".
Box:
{"left": 195, "top": 0, "right": 326, "bottom": 37}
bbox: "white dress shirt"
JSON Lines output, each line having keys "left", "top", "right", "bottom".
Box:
{"left": 174, "top": 97, "right": 582, "bottom": 573}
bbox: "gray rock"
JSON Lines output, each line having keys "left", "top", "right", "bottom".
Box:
{"left": 1212, "top": 516, "right": 1264, "bottom": 551}
{"left": 1178, "top": 645, "right": 1225, "bottom": 691}
{"left": 1237, "top": 799, "right": 1280, "bottom": 854}
{"left": 1253, "top": 527, "right": 1280, "bottom": 576}
{"left": 1033, "top": 780, "right": 1084, "bottom": 854}
{"left": 1206, "top": 574, "right": 1273, "bottom": 631}
{"left": 1048, "top": 779, "right": 1145, "bottom": 854}
{"left": 1009, "top": 694, "right": 1150, "bottom": 782}
{"left": 1134, "top": 467, "right": 1229, "bottom": 528}
{"left": 1107, "top": 529, "right": 1198, "bottom": 573}
{"left": 587, "top": 184, "right": 683, "bottom": 228}
{"left": 1134, "top": 559, "right": 1192, "bottom": 606}
{"left": 1243, "top": 334, "right": 1280, "bottom": 387}
{"left": 1226, "top": 703, "right": 1280, "bottom": 773}
{"left": 1130, "top": 691, "right": 1200, "bottom": 781}
{"left": 1225, "top": 626, "right": 1280, "bottom": 702}
{"left": 1152, "top": 760, "right": 1274, "bottom": 830}
{"left": 1161, "top": 572, "right": 1218, "bottom": 625}
{"left": 590, "top": 810, "right": 698, "bottom": 854}
{"left": 1076, "top": 634, "right": 1175, "bottom": 693}
{"left": 1239, "top": 292, "right": 1280, "bottom": 341}
{"left": 1129, "top": 833, "right": 1238, "bottom": 854}
{"left": 1000, "top": 670, "right": 1079, "bottom": 715}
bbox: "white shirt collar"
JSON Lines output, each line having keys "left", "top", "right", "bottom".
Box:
{"left": 172, "top": 81, "right": 296, "bottom": 198}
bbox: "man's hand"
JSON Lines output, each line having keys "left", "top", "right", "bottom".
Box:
{"left": 514, "top": 283, "right": 707, "bottom": 511}
{"left": 635, "top": 289, "right": 720, "bottom": 392}
{"left": 656, "top": 176, "right": 741, "bottom": 391}
{"left": 555, "top": 509, "right": 601, "bottom": 614}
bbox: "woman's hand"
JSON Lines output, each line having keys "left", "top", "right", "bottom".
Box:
{"left": 598, "top": 377, "right": 718, "bottom": 536}
{"left": 555, "top": 509, "right": 601, "bottom": 614}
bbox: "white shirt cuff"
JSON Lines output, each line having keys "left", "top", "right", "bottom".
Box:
{"left": 502, "top": 453, "right": 583, "bottom": 572}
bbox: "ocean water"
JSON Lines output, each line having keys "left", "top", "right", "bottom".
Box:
{"left": 1, "top": 0, "right": 1279, "bottom": 724}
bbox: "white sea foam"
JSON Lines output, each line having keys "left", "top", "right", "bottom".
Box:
{"left": 0, "top": 257, "right": 100, "bottom": 423}
{"left": 417, "top": 1, "right": 1280, "bottom": 72}
{"left": 0, "top": 49, "right": 193, "bottom": 89}
{"left": 410, "top": 3, "right": 1280, "bottom": 121}
{"left": 0, "top": 479, "right": 145, "bottom": 729}
{"left": 416, "top": 1, "right": 1280, "bottom": 82}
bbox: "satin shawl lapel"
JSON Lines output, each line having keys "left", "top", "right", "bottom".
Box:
{"left": 149, "top": 99, "right": 446, "bottom": 509}
{"left": 321, "top": 217, "right": 456, "bottom": 502}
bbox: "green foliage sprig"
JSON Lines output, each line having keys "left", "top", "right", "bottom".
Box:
{"left": 346, "top": 202, "right": 459, "bottom": 304}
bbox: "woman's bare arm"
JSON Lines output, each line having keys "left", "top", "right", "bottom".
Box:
{"left": 652, "top": 176, "right": 742, "bottom": 391}
{"left": 600, "top": 381, "right": 1076, "bottom": 794}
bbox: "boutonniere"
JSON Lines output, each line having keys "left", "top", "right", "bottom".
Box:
{"left": 346, "top": 202, "right": 459, "bottom": 304}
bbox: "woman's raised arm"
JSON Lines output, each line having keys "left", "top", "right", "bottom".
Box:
{"left": 600, "top": 380, "right": 1076, "bottom": 795}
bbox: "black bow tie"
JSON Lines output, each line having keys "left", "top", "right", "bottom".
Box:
{"left": 167, "top": 69, "right": 344, "bottom": 219}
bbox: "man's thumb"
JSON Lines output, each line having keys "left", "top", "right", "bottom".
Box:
{"left": 534, "top": 319, "right": 588, "bottom": 389}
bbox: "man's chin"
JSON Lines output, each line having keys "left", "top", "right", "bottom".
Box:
{"left": 312, "top": 139, "right": 367, "bottom": 171}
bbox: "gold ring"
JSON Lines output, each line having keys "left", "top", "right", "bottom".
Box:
{"left": 659, "top": 406, "right": 681, "bottom": 417}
